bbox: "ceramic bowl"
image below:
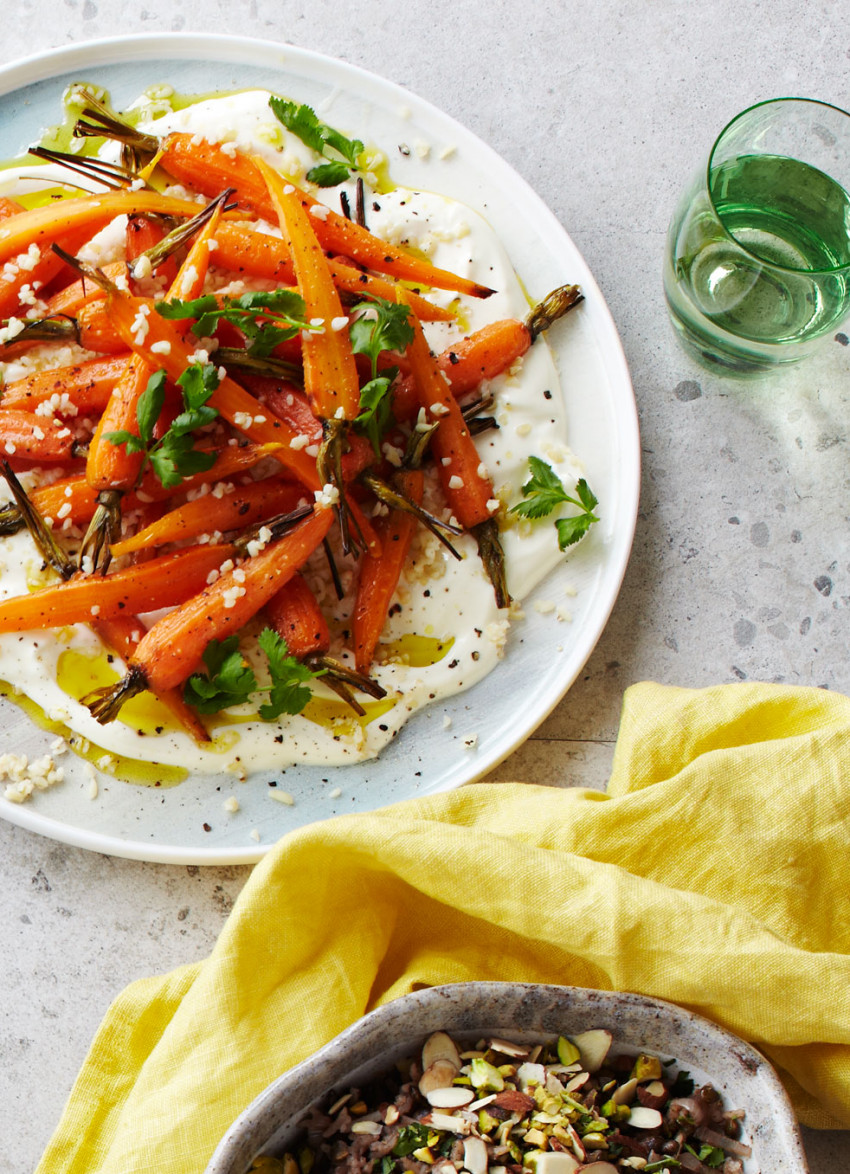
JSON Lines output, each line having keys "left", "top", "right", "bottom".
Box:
{"left": 204, "top": 982, "right": 809, "bottom": 1174}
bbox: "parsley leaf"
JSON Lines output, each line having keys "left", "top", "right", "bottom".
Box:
{"left": 348, "top": 296, "right": 414, "bottom": 454}
{"left": 156, "top": 290, "right": 310, "bottom": 358}
{"left": 509, "top": 455, "right": 600, "bottom": 551}
{"left": 269, "top": 96, "right": 364, "bottom": 186}
{"left": 105, "top": 364, "right": 220, "bottom": 490}
{"left": 684, "top": 1144, "right": 724, "bottom": 1169}
{"left": 184, "top": 628, "right": 324, "bottom": 720}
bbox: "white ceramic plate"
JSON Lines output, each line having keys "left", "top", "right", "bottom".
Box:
{"left": 0, "top": 34, "right": 639, "bottom": 865}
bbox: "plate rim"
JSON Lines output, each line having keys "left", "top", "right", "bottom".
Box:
{"left": 0, "top": 32, "right": 640, "bottom": 865}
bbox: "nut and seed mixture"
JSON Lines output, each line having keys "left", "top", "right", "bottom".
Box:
{"left": 250, "top": 1030, "right": 752, "bottom": 1174}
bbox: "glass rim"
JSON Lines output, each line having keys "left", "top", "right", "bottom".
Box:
{"left": 705, "top": 95, "right": 850, "bottom": 276}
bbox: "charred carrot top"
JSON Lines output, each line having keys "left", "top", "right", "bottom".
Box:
{"left": 0, "top": 191, "right": 211, "bottom": 267}
{"left": 0, "top": 543, "right": 233, "bottom": 634}
{"left": 256, "top": 156, "right": 362, "bottom": 423}
{"left": 210, "top": 222, "right": 454, "bottom": 323}
{"left": 353, "top": 468, "right": 424, "bottom": 674}
{"left": 109, "top": 478, "right": 306, "bottom": 558}
{"left": 159, "top": 135, "right": 495, "bottom": 299}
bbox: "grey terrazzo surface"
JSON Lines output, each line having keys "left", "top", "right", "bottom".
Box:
{"left": 1, "top": 1, "right": 847, "bottom": 1170}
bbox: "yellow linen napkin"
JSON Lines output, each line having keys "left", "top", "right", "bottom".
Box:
{"left": 37, "top": 681, "right": 850, "bottom": 1174}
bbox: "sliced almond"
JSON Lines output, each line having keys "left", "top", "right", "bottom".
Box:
{"left": 419, "top": 1058, "right": 461, "bottom": 1096}
{"left": 571, "top": 1029, "right": 612, "bottom": 1074}
{"left": 516, "top": 1060, "right": 546, "bottom": 1089}
{"left": 577, "top": 1164, "right": 618, "bottom": 1174}
{"left": 350, "top": 1120, "right": 383, "bottom": 1136}
{"left": 427, "top": 1111, "right": 472, "bottom": 1135}
{"left": 462, "top": 1136, "right": 489, "bottom": 1174}
{"left": 628, "top": 1105, "right": 664, "bottom": 1130}
{"left": 565, "top": 1071, "right": 590, "bottom": 1093}
{"left": 533, "top": 1155, "right": 581, "bottom": 1174}
{"left": 426, "top": 1085, "right": 475, "bottom": 1108}
{"left": 611, "top": 1077, "right": 638, "bottom": 1105}
{"left": 423, "top": 1030, "right": 463, "bottom": 1071}
{"left": 488, "top": 1036, "right": 530, "bottom": 1058}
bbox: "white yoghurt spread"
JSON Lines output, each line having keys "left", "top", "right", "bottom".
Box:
{"left": 0, "top": 89, "right": 585, "bottom": 782}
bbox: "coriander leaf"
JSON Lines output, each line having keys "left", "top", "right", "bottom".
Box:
{"left": 269, "top": 96, "right": 327, "bottom": 154}
{"left": 183, "top": 636, "right": 258, "bottom": 713}
{"left": 169, "top": 405, "right": 219, "bottom": 437}
{"left": 103, "top": 430, "right": 146, "bottom": 455}
{"left": 136, "top": 369, "right": 168, "bottom": 445}
{"left": 269, "top": 96, "right": 364, "bottom": 184}
{"left": 257, "top": 627, "right": 324, "bottom": 720}
{"left": 510, "top": 458, "right": 600, "bottom": 551}
{"left": 355, "top": 372, "right": 395, "bottom": 456}
{"left": 232, "top": 289, "right": 307, "bottom": 317}
{"left": 555, "top": 508, "right": 598, "bottom": 551}
{"left": 155, "top": 294, "right": 219, "bottom": 321}
{"left": 349, "top": 297, "right": 414, "bottom": 369}
{"left": 510, "top": 453, "right": 570, "bottom": 519}
{"left": 177, "top": 361, "right": 220, "bottom": 409}
{"left": 307, "top": 160, "right": 352, "bottom": 187}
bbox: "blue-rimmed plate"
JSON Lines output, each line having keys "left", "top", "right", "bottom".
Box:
{"left": 0, "top": 33, "right": 639, "bottom": 864}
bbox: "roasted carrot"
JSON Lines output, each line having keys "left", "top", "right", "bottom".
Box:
{"left": 0, "top": 191, "right": 213, "bottom": 267}
{"left": 125, "top": 213, "right": 178, "bottom": 286}
{"left": 0, "top": 225, "right": 94, "bottom": 320}
{"left": 104, "top": 288, "right": 321, "bottom": 489}
{"left": 159, "top": 135, "right": 495, "bottom": 298}
{"left": 399, "top": 290, "right": 508, "bottom": 607}
{"left": 88, "top": 506, "right": 334, "bottom": 718}
{"left": 0, "top": 441, "right": 288, "bottom": 534}
{"left": 0, "top": 543, "right": 233, "bottom": 633}
{"left": 0, "top": 354, "right": 130, "bottom": 416}
{"left": 263, "top": 572, "right": 330, "bottom": 660}
{"left": 0, "top": 197, "right": 25, "bottom": 221}
{"left": 210, "top": 222, "right": 454, "bottom": 322}
{"left": 43, "top": 260, "right": 127, "bottom": 317}
{"left": 88, "top": 612, "right": 210, "bottom": 742}
{"left": 391, "top": 284, "right": 584, "bottom": 421}
{"left": 0, "top": 410, "right": 80, "bottom": 463}
{"left": 353, "top": 468, "right": 424, "bottom": 673}
{"left": 109, "top": 477, "right": 306, "bottom": 558}
{"left": 257, "top": 157, "right": 361, "bottom": 423}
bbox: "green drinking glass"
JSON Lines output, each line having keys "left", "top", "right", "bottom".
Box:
{"left": 663, "top": 97, "right": 850, "bottom": 374}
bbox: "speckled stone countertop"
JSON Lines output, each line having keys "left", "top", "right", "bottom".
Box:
{"left": 1, "top": 2, "right": 847, "bottom": 1170}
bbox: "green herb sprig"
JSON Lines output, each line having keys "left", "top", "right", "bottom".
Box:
{"left": 184, "top": 629, "right": 324, "bottom": 720}
{"left": 510, "top": 455, "right": 599, "bottom": 550}
{"left": 349, "top": 296, "right": 414, "bottom": 454}
{"left": 156, "top": 290, "right": 311, "bottom": 359}
{"left": 269, "top": 96, "right": 365, "bottom": 187}
{"left": 104, "top": 363, "right": 220, "bottom": 490}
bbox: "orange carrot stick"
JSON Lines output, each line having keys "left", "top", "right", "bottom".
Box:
{"left": 0, "top": 410, "right": 79, "bottom": 463}
{"left": 159, "top": 135, "right": 494, "bottom": 298}
{"left": 400, "top": 295, "right": 496, "bottom": 531}
{"left": 0, "top": 191, "right": 213, "bottom": 267}
{"left": 105, "top": 289, "right": 321, "bottom": 489}
{"left": 109, "top": 478, "right": 306, "bottom": 558}
{"left": 392, "top": 318, "right": 532, "bottom": 421}
{"left": 352, "top": 468, "right": 424, "bottom": 674}
{"left": 257, "top": 157, "right": 361, "bottom": 422}
{"left": 91, "top": 612, "right": 210, "bottom": 743}
{"left": 43, "top": 260, "right": 127, "bottom": 317}
{"left": 0, "top": 354, "right": 131, "bottom": 415}
{"left": 263, "top": 572, "right": 330, "bottom": 660}
{"left": 0, "top": 543, "right": 233, "bottom": 633}
{"left": 0, "top": 224, "right": 104, "bottom": 320}
{"left": 129, "top": 505, "right": 333, "bottom": 693}
{"left": 211, "top": 222, "right": 454, "bottom": 322}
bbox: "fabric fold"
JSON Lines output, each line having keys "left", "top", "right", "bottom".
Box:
{"left": 36, "top": 681, "right": 850, "bottom": 1173}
